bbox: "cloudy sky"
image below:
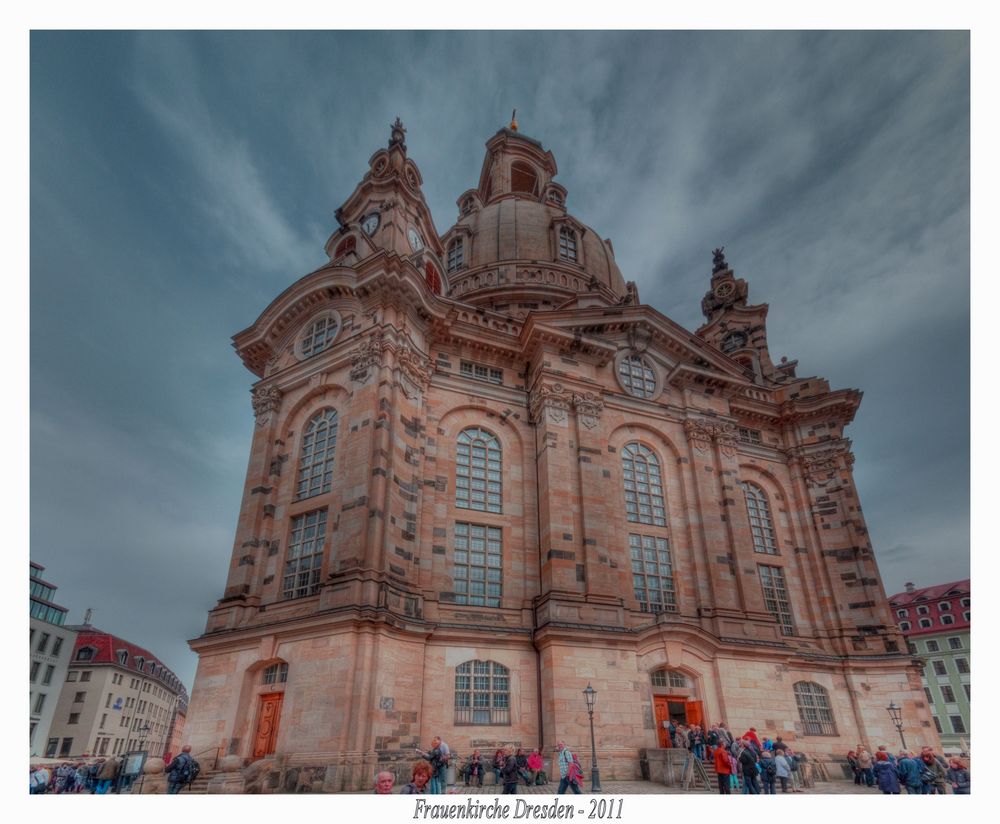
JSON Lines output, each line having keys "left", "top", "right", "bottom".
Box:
{"left": 29, "top": 31, "right": 969, "bottom": 691}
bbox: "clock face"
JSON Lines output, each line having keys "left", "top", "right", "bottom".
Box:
{"left": 408, "top": 227, "right": 424, "bottom": 251}
{"left": 361, "top": 213, "right": 379, "bottom": 236}
{"left": 714, "top": 281, "right": 735, "bottom": 299}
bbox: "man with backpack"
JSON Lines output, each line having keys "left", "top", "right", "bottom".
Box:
{"left": 165, "top": 744, "right": 200, "bottom": 794}
{"left": 556, "top": 741, "right": 583, "bottom": 795}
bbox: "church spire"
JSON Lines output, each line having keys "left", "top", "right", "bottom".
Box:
{"left": 701, "top": 246, "right": 749, "bottom": 321}
{"left": 388, "top": 116, "right": 407, "bottom": 152}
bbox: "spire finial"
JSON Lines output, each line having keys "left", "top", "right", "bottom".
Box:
{"left": 389, "top": 117, "right": 407, "bottom": 151}
{"left": 510, "top": 109, "right": 518, "bottom": 132}
{"left": 712, "top": 246, "right": 728, "bottom": 273}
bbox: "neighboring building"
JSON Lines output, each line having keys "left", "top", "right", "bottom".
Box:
{"left": 889, "top": 580, "right": 970, "bottom": 755}
{"left": 29, "top": 562, "right": 77, "bottom": 755}
{"left": 184, "top": 118, "right": 935, "bottom": 788}
{"left": 45, "top": 627, "right": 189, "bottom": 760}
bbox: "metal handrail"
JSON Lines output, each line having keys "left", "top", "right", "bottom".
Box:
{"left": 191, "top": 745, "right": 224, "bottom": 771}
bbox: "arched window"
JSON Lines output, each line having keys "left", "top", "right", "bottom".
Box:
{"left": 297, "top": 409, "right": 339, "bottom": 499}
{"left": 899, "top": 621, "right": 911, "bottom": 631}
{"left": 456, "top": 427, "right": 502, "bottom": 513}
{"left": 262, "top": 663, "right": 288, "bottom": 684}
{"left": 941, "top": 614, "right": 955, "bottom": 625}
{"left": 622, "top": 443, "right": 666, "bottom": 526}
{"left": 793, "top": 682, "right": 837, "bottom": 735}
{"left": 558, "top": 226, "right": 578, "bottom": 262}
{"left": 300, "top": 313, "right": 340, "bottom": 358}
{"left": 425, "top": 262, "right": 442, "bottom": 295}
{"left": 510, "top": 162, "right": 538, "bottom": 195}
{"left": 742, "top": 482, "right": 778, "bottom": 554}
{"left": 617, "top": 354, "right": 657, "bottom": 398}
{"left": 447, "top": 237, "right": 464, "bottom": 273}
{"left": 333, "top": 235, "right": 356, "bottom": 259}
{"left": 651, "top": 669, "right": 688, "bottom": 690}
{"left": 722, "top": 331, "right": 747, "bottom": 353}
{"left": 454, "top": 660, "right": 510, "bottom": 725}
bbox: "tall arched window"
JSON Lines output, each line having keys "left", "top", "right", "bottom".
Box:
{"left": 793, "top": 682, "right": 837, "bottom": 735}
{"left": 742, "top": 482, "right": 778, "bottom": 554}
{"left": 558, "top": 226, "right": 578, "bottom": 261}
{"left": 622, "top": 443, "right": 666, "bottom": 526}
{"left": 447, "top": 237, "right": 464, "bottom": 273}
{"left": 297, "top": 409, "right": 339, "bottom": 499}
{"left": 510, "top": 162, "right": 538, "bottom": 195}
{"left": 456, "top": 427, "right": 502, "bottom": 513}
{"left": 454, "top": 660, "right": 510, "bottom": 725}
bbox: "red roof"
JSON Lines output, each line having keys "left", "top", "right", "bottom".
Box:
{"left": 887, "top": 579, "right": 970, "bottom": 606}
{"left": 886, "top": 579, "right": 970, "bottom": 638}
{"left": 69, "top": 627, "right": 188, "bottom": 698}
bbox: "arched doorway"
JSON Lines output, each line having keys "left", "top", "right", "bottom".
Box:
{"left": 650, "top": 668, "right": 704, "bottom": 748}
{"left": 251, "top": 662, "right": 287, "bottom": 759}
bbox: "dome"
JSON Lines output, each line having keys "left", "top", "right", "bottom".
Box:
{"left": 439, "top": 128, "right": 627, "bottom": 314}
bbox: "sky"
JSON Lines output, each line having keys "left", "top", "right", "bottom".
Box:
{"left": 28, "top": 30, "right": 969, "bottom": 693}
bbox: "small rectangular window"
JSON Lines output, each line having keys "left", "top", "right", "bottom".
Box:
{"left": 950, "top": 715, "right": 967, "bottom": 734}
{"left": 941, "top": 685, "right": 956, "bottom": 703}
{"left": 948, "top": 637, "right": 962, "bottom": 650}
{"left": 963, "top": 683, "right": 970, "bottom": 699}
{"left": 924, "top": 686, "right": 933, "bottom": 704}
{"left": 73, "top": 691, "right": 86, "bottom": 703}
{"left": 30, "top": 661, "right": 40, "bottom": 682}
{"left": 956, "top": 658, "right": 969, "bottom": 674}
{"left": 45, "top": 739, "right": 59, "bottom": 758}
{"left": 738, "top": 427, "right": 762, "bottom": 444}
{"left": 52, "top": 637, "right": 64, "bottom": 656}
{"left": 80, "top": 671, "right": 91, "bottom": 682}
{"left": 460, "top": 361, "right": 503, "bottom": 385}
{"left": 67, "top": 671, "right": 78, "bottom": 682}
{"left": 926, "top": 640, "right": 939, "bottom": 652}
{"left": 37, "top": 632, "right": 51, "bottom": 654}
{"left": 758, "top": 564, "right": 795, "bottom": 636}
{"left": 59, "top": 738, "right": 73, "bottom": 757}
{"left": 68, "top": 713, "right": 80, "bottom": 725}
{"left": 42, "top": 665, "right": 55, "bottom": 686}
{"left": 33, "top": 693, "right": 47, "bottom": 714}
{"left": 933, "top": 716, "right": 942, "bottom": 733}
{"left": 932, "top": 660, "right": 948, "bottom": 676}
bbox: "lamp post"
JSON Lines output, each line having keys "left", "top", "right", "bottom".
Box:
{"left": 886, "top": 702, "right": 907, "bottom": 750}
{"left": 583, "top": 683, "right": 602, "bottom": 793}
{"left": 135, "top": 722, "right": 152, "bottom": 793}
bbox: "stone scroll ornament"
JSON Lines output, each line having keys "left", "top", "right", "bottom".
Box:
{"left": 683, "top": 419, "right": 714, "bottom": 453}
{"left": 395, "top": 342, "right": 432, "bottom": 399}
{"left": 683, "top": 419, "right": 738, "bottom": 456}
{"left": 529, "top": 383, "right": 571, "bottom": 425}
{"left": 251, "top": 385, "right": 282, "bottom": 427}
{"left": 799, "top": 445, "right": 850, "bottom": 487}
{"left": 349, "top": 330, "right": 385, "bottom": 384}
{"left": 572, "top": 392, "right": 604, "bottom": 429}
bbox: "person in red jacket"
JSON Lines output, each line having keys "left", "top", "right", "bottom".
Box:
{"left": 742, "top": 727, "right": 762, "bottom": 752}
{"left": 714, "top": 740, "right": 733, "bottom": 794}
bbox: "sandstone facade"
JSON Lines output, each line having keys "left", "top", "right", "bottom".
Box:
{"left": 184, "top": 119, "right": 937, "bottom": 789}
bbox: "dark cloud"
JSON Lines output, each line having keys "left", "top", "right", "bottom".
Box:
{"left": 30, "top": 31, "right": 969, "bottom": 688}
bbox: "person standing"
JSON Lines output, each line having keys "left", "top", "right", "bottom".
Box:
{"left": 164, "top": 745, "right": 199, "bottom": 794}
{"left": 501, "top": 747, "right": 520, "bottom": 794}
{"left": 896, "top": 751, "right": 921, "bottom": 794}
{"left": 774, "top": 750, "right": 792, "bottom": 793}
{"left": 713, "top": 738, "right": 732, "bottom": 794}
{"left": 919, "top": 750, "right": 948, "bottom": 794}
{"left": 874, "top": 752, "right": 900, "bottom": 794}
{"left": 738, "top": 739, "right": 760, "bottom": 794}
{"left": 947, "top": 757, "right": 970, "bottom": 795}
{"left": 416, "top": 736, "right": 447, "bottom": 795}
{"left": 556, "top": 741, "right": 583, "bottom": 795}
{"left": 759, "top": 750, "right": 777, "bottom": 794}
{"left": 96, "top": 754, "right": 120, "bottom": 794}
{"left": 855, "top": 746, "right": 875, "bottom": 787}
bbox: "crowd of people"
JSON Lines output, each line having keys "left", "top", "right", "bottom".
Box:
{"left": 846, "top": 745, "right": 970, "bottom": 794}
{"left": 29, "top": 755, "right": 124, "bottom": 794}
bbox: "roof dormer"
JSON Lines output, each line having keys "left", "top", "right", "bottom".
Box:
{"left": 477, "top": 120, "right": 558, "bottom": 205}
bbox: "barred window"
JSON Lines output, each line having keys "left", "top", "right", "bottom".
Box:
{"left": 558, "top": 226, "right": 577, "bottom": 262}
{"left": 456, "top": 428, "right": 502, "bottom": 513}
{"left": 630, "top": 534, "right": 676, "bottom": 614}
{"left": 262, "top": 663, "right": 288, "bottom": 684}
{"left": 742, "top": 482, "right": 778, "bottom": 554}
{"left": 650, "top": 669, "right": 687, "bottom": 689}
{"left": 297, "top": 409, "right": 338, "bottom": 499}
{"left": 282, "top": 509, "right": 327, "bottom": 600}
{"left": 300, "top": 314, "right": 340, "bottom": 358}
{"left": 738, "top": 427, "right": 762, "bottom": 445}
{"left": 455, "top": 660, "right": 510, "bottom": 725}
{"left": 722, "top": 331, "right": 747, "bottom": 353}
{"left": 793, "top": 682, "right": 837, "bottom": 735}
{"left": 617, "top": 354, "right": 657, "bottom": 398}
{"left": 759, "top": 564, "right": 795, "bottom": 636}
{"left": 447, "top": 238, "right": 464, "bottom": 273}
{"left": 460, "top": 361, "right": 503, "bottom": 385}
{"left": 453, "top": 523, "right": 502, "bottom": 607}
{"left": 622, "top": 443, "right": 666, "bottom": 526}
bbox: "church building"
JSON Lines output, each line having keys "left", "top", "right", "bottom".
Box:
{"left": 183, "top": 118, "right": 936, "bottom": 789}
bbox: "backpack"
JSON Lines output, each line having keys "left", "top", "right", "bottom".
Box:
{"left": 566, "top": 752, "right": 583, "bottom": 785}
{"left": 175, "top": 755, "right": 201, "bottom": 785}
{"left": 762, "top": 759, "right": 776, "bottom": 777}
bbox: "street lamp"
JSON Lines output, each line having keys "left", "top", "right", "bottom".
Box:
{"left": 135, "top": 722, "right": 153, "bottom": 794}
{"left": 582, "top": 683, "right": 602, "bottom": 793}
{"left": 886, "top": 702, "right": 907, "bottom": 750}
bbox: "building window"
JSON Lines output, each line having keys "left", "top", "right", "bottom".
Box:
{"left": 948, "top": 637, "right": 962, "bottom": 650}
{"left": 299, "top": 313, "right": 340, "bottom": 359}
{"left": 447, "top": 238, "right": 464, "bottom": 273}
{"left": 52, "top": 637, "right": 64, "bottom": 656}
{"left": 73, "top": 691, "right": 86, "bottom": 703}
{"left": 932, "top": 716, "right": 942, "bottom": 733}
{"left": 622, "top": 443, "right": 666, "bottom": 526}
{"left": 629, "top": 534, "right": 676, "bottom": 614}
{"left": 722, "top": 331, "right": 748, "bottom": 353}
{"left": 926, "top": 640, "right": 939, "bottom": 652}
{"left": 941, "top": 614, "right": 955, "bottom": 625}
{"left": 76, "top": 646, "right": 94, "bottom": 662}
{"left": 793, "top": 682, "right": 837, "bottom": 736}
{"left": 899, "top": 621, "right": 911, "bottom": 631}
{"left": 454, "top": 660, "right": 510, "bottom": 725}
{"left": 296, "top": 409, "right": 339, "bottom": 500}
{"left": 38, "top": 632, "right": 50, "bottom": 654}
{"left": 425, "top": 262, "right": 442, "bottom": 295}
{"left": 510, "top": 162, "right": 538, "bottom": 195}
{"left": 759, "top": 565, "right": 795, "bottom": 636}
{"left": 118, "top": 650, "right": 129, "bottom": 667}
{"left": 68, "top": 713, "right": 80, "bottom": 725}
{"left": 453, "top": 523, "right": 502, "bottom": 608}
{"left": 963, "top": 611, "right": 970, "bottom": 621}
{"left": 456, "top": 428, "right": 502, "bottom": 514}
{"left": 650, "top": 669, "right": 687, "bottom": 689}
{"left": 80, "top": 671, "right": 91, "bottom": 682}
{"left": 907, "top": 643, "right": 917, "bottom": 655}
{"left": 59, "top": 738, "right": 73, "bottom": 757}
{"left": 956, "top": 658, "right": 969, "bottom": 674}
{"left": 932, "top": 660, "right": 947, "bottom": 676}
{"left": 917, "top": 605, "right": 929, "bottom": 615}
{"left": 924, "top": 686, "right": 933, "bottom": 704}
{"left": 738, "top": 427, "right": 762, "bottom": 445}
{"left": 963, "top": 684, "right": 970, "bottom": 700}
{"left": 42, "top": 665, "right": 55, "bottom": 686}
{"left": 282, "top": 509, "right": 328, "bottom": 600}
{"left": 919, "top": 618, "right": 932, "bottom": 628}
{"left": 941, "top": 685, "right": 956, "bottom": 703}
{"left": 45, "top": 739, "right": 58, "bottom": 758}
{"left": 333, "top": 235, "right": 356, "bottom": 260}
{"left": 67, "top": 671, "right": 78, "bottom": 682}
{"left": 741, "top": 482, "right": 778, "bottom": 554}
{"left": 938, "top": 601, "right": 951, "bottom": 611}
{"left": 896, "top": 609, "right": 908, "bottom": 618}
{"left": 263, "top": 663, "right": 289, "bottom": 685}
{"left": 617, "top": 354, "right": 657, "bottom": 399}
{"left": 960, "top": 597, "right": 970, "bottom": 608}
{"left": 30, "top": 661, "right": 40, "bottom": 682}
{"left": 33, "top": 694, "right": 46, "bottom": 714}
{"left": 950, "top": 715, "right": 967, "bottom": 734}
{"left": 460, "top": 361, "right": 503, "bottom": 385}
{"left": 558, "top": 226, "right": 577, "bottom": 262}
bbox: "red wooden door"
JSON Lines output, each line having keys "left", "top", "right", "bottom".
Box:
{"left": 654, "top": 697, "right": 672, "bottom": 747}
{"left": 252, "top": 692, "right": 283, "bottom": 759}
{"left": 685, "top": 699, "right": 704, "bottom": 729}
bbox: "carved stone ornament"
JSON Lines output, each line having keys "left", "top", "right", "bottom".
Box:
{"left": 627, "top": 324, "right": 652, "bottom": 354}
{"left": 251, "top": 385, "right": 283, "bottom": 427}
{"left": 529, "top": 383, "right": 571, "bottom": 425}
{"left": 800, "top": 445, "right": 849, "bottom": 486}
{"left": 349, "top": 330, "right": 385, "bottom": 384}
{"left": 683, "top": 419, "right": 714, "bottom": 453}
{"left": 715, "top": 422, "right": 738, "bottom": 458}
{"left": 684, "top": 418, "right": 740, "bottom": 456}
{"left": 396, "top": 342, "right": 432, "bottom": 400}
{"left": 572, "top": 392, "right": 604, "bottom": 430}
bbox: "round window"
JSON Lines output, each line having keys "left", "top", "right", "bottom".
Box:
{"left": 617, "top": 353, "right": 658, "bottom": 399}
{"left": 296, "top": 311, "right": 342, "bottom": 360}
